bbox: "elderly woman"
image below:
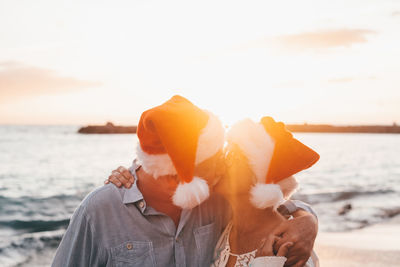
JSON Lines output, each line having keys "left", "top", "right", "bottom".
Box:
{"left": 107, "top": 117, "right": 319, "bottom": 267}
{"left": 210, "top": 117, "right": 319, "bottom": 266}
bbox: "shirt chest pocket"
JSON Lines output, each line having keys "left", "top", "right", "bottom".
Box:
{"left": 194, "top": 222, "right": 216, "bottom": 266}
{"left": 111, "top": 240, "right": 156, "bottom": 267}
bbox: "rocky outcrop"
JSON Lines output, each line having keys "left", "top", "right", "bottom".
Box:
{"left": 78, "top": 122, "right": 137, "bottom": 134}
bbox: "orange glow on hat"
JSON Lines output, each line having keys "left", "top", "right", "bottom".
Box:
{"left": 260, "top": 116, "right": 320, "bottom": 184}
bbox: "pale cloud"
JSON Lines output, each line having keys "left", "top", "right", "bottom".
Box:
{"left": 275, "top": 28, "right": 377, "bottom": 51}
{"left": 327, "top": 76, "right": 377, "bottom": 84}
{"left": 328, "top": 77, "right": 356, "bottom": 83}
{"left": 392, "top": 11, "right": 400, "bottom": 16}
{"left": 0, "top": 61, "right": 101, "bottom": 102}
{"left": 273, "top": 80, "right": 305, "bottom": 88}
{"left": 236, "top": 28, "right": 377, "bottom": 53}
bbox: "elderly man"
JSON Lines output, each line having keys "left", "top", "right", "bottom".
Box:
{"left": 52, "top": 95, "right": 317, "bottom": 267}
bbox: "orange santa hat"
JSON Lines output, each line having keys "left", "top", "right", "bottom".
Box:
{"left": 136, "top": 95, "right": 225, "bottom": 209}
{"left": 227, "top": 116, "right": 320, "bottom": 209}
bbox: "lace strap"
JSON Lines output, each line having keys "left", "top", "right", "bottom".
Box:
{"left": 229, "top": 249, "right": 257, "bottom": 258}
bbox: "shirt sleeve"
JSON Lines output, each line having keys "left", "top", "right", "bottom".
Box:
{"left": 282, "top": 199, "right": 318, "bottom": 219}
{"left": 51, "top": 204, "right": 107, "bottom": 267}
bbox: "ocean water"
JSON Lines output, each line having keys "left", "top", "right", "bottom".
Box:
{"left": 0, "top": 125, "right": 399, "bottom": 266}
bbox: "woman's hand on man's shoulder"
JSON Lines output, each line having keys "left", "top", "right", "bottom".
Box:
{"left": 105, "top": 166, "right": 135, "bottom": 188}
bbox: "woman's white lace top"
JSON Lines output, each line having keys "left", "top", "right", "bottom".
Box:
{"left": 212, "top": 222, "right": 257, "bottom": 266}
{"left": 211, "top": 222, "right": 316, "bottom": 267}
{"left": 211, "top": 222, "right": 252, "bottom": 266}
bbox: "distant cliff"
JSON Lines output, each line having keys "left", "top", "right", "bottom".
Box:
{"left": 78, "top": 122, "right": 137, "bottom": 134}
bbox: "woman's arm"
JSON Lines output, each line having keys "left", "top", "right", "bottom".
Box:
{"left": 273, "top": 209, "right": 318, "bottom": 267}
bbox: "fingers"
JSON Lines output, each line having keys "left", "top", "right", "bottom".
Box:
{"left": 285, "top": 242, "right": 311, "bottom": 263}
{"left": 277, "top": 242, "right": 293, "bottom": 257}
{"left": 118, "top": 166, "right": 135, "bottom": 184}
{"left": 106, "top": 166, "right": 134, "bottom": 188}
{"left": 273, "top": 235, "right": 287, "bottom": 253}
{"left": 108, "top": 174, "right": 123, "bottom": 187}
{"left": 256, "top": 236, "right": 275, "bottom": 257}
{"left": 285, "top": 255, "right": 307, "bottom": 267}
{"left": 272, "top": 222, "right": 286, "bottom": 253}
{"left": 284, "top": 256, "right": 297, "bottom": 267}
{"left": 270, "top": 235, "right": 280, "bottom": 253}
{"left": 291, "top": 259, "right": 307, "bottom": 267}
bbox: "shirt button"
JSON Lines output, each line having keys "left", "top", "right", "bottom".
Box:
{"left": 126, "top": 243, "right": 133, "bottom": 250}
{"left": 138, "top": 201, "right": 144, "bottom": 209}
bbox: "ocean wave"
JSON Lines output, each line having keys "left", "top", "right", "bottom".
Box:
{"left": 0, "top": 219, "right": 69, "bottom": 233}
{"left": 0, "top": 194, "right": 81, "bottom": 216}
{"left": 0, "top": 230, "right": 63, "bottom": 267}
{"left": 293, "top": 189, "right": 395, "bottom": 204}
{"left": 0, "top": 194, "right": 81, "bottom": 204}
{"left": 0, "top": 194, "right": 78, "bottom": 234}
{"left": 381, "top": 207, "right": 400, "bottom": 218}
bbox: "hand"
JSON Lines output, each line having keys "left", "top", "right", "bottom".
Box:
{"left": 105, "top": 166, "right": 134, "bottom": 188}
{"left": 273, "top": 210, "right": 318, "bottom": 267}
{"left": 256, "top": 236, "right": 293, "bottom": 258}
{"left": 255, "top": 236, "right": 276, "bottom": 257}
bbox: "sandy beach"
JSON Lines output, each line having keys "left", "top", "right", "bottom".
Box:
{"left": 314, "top": 215, "right": 400, "bottom": 267}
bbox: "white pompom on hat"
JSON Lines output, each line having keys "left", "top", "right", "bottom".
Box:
{"left": 227, "top": 117, "right": 319, "bottom": 209}
{"left": 136, "top": 95, "right": 225, "bottom": 209}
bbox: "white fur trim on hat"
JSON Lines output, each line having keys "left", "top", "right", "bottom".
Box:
{"left": 195, "top": 111, "right": 225, "bottom": 164}
{"left": 136, "top": 111, "right": 224, "bottom": 178}
{"left": 227, "top": 119, "right": 275, "bottom": 182}
{"left": 136, "top": 145, "right": 177, "bottom": 178}
{"left": 277, "top": 176, "right": 299, "bottom": 199}
{"left": 172, "top": 177, "right": 210, "bottom": 209}
{"left": 250, "top": 183, "right": 284, "bottom": 210}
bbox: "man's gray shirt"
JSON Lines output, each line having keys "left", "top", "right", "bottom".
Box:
{"left": 52, "top": 171, "right": 230, "bottom": 266}
{"left": 52, "top": 167, "right": 316, "bottom": 266}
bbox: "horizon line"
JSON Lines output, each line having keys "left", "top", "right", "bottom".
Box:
{"left": 0, "top": 121, "right": 398, "bottom": 127}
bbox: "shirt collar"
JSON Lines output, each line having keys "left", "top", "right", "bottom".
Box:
{"left": 122, "top": 184, "right": 144, "bottom": 204}
{"left": 122, "top": 161, "right": 146, "bottom": 211}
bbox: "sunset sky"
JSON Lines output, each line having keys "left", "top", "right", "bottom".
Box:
{"left": 0, "top": 0, "right": 399, "bottom": 126}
